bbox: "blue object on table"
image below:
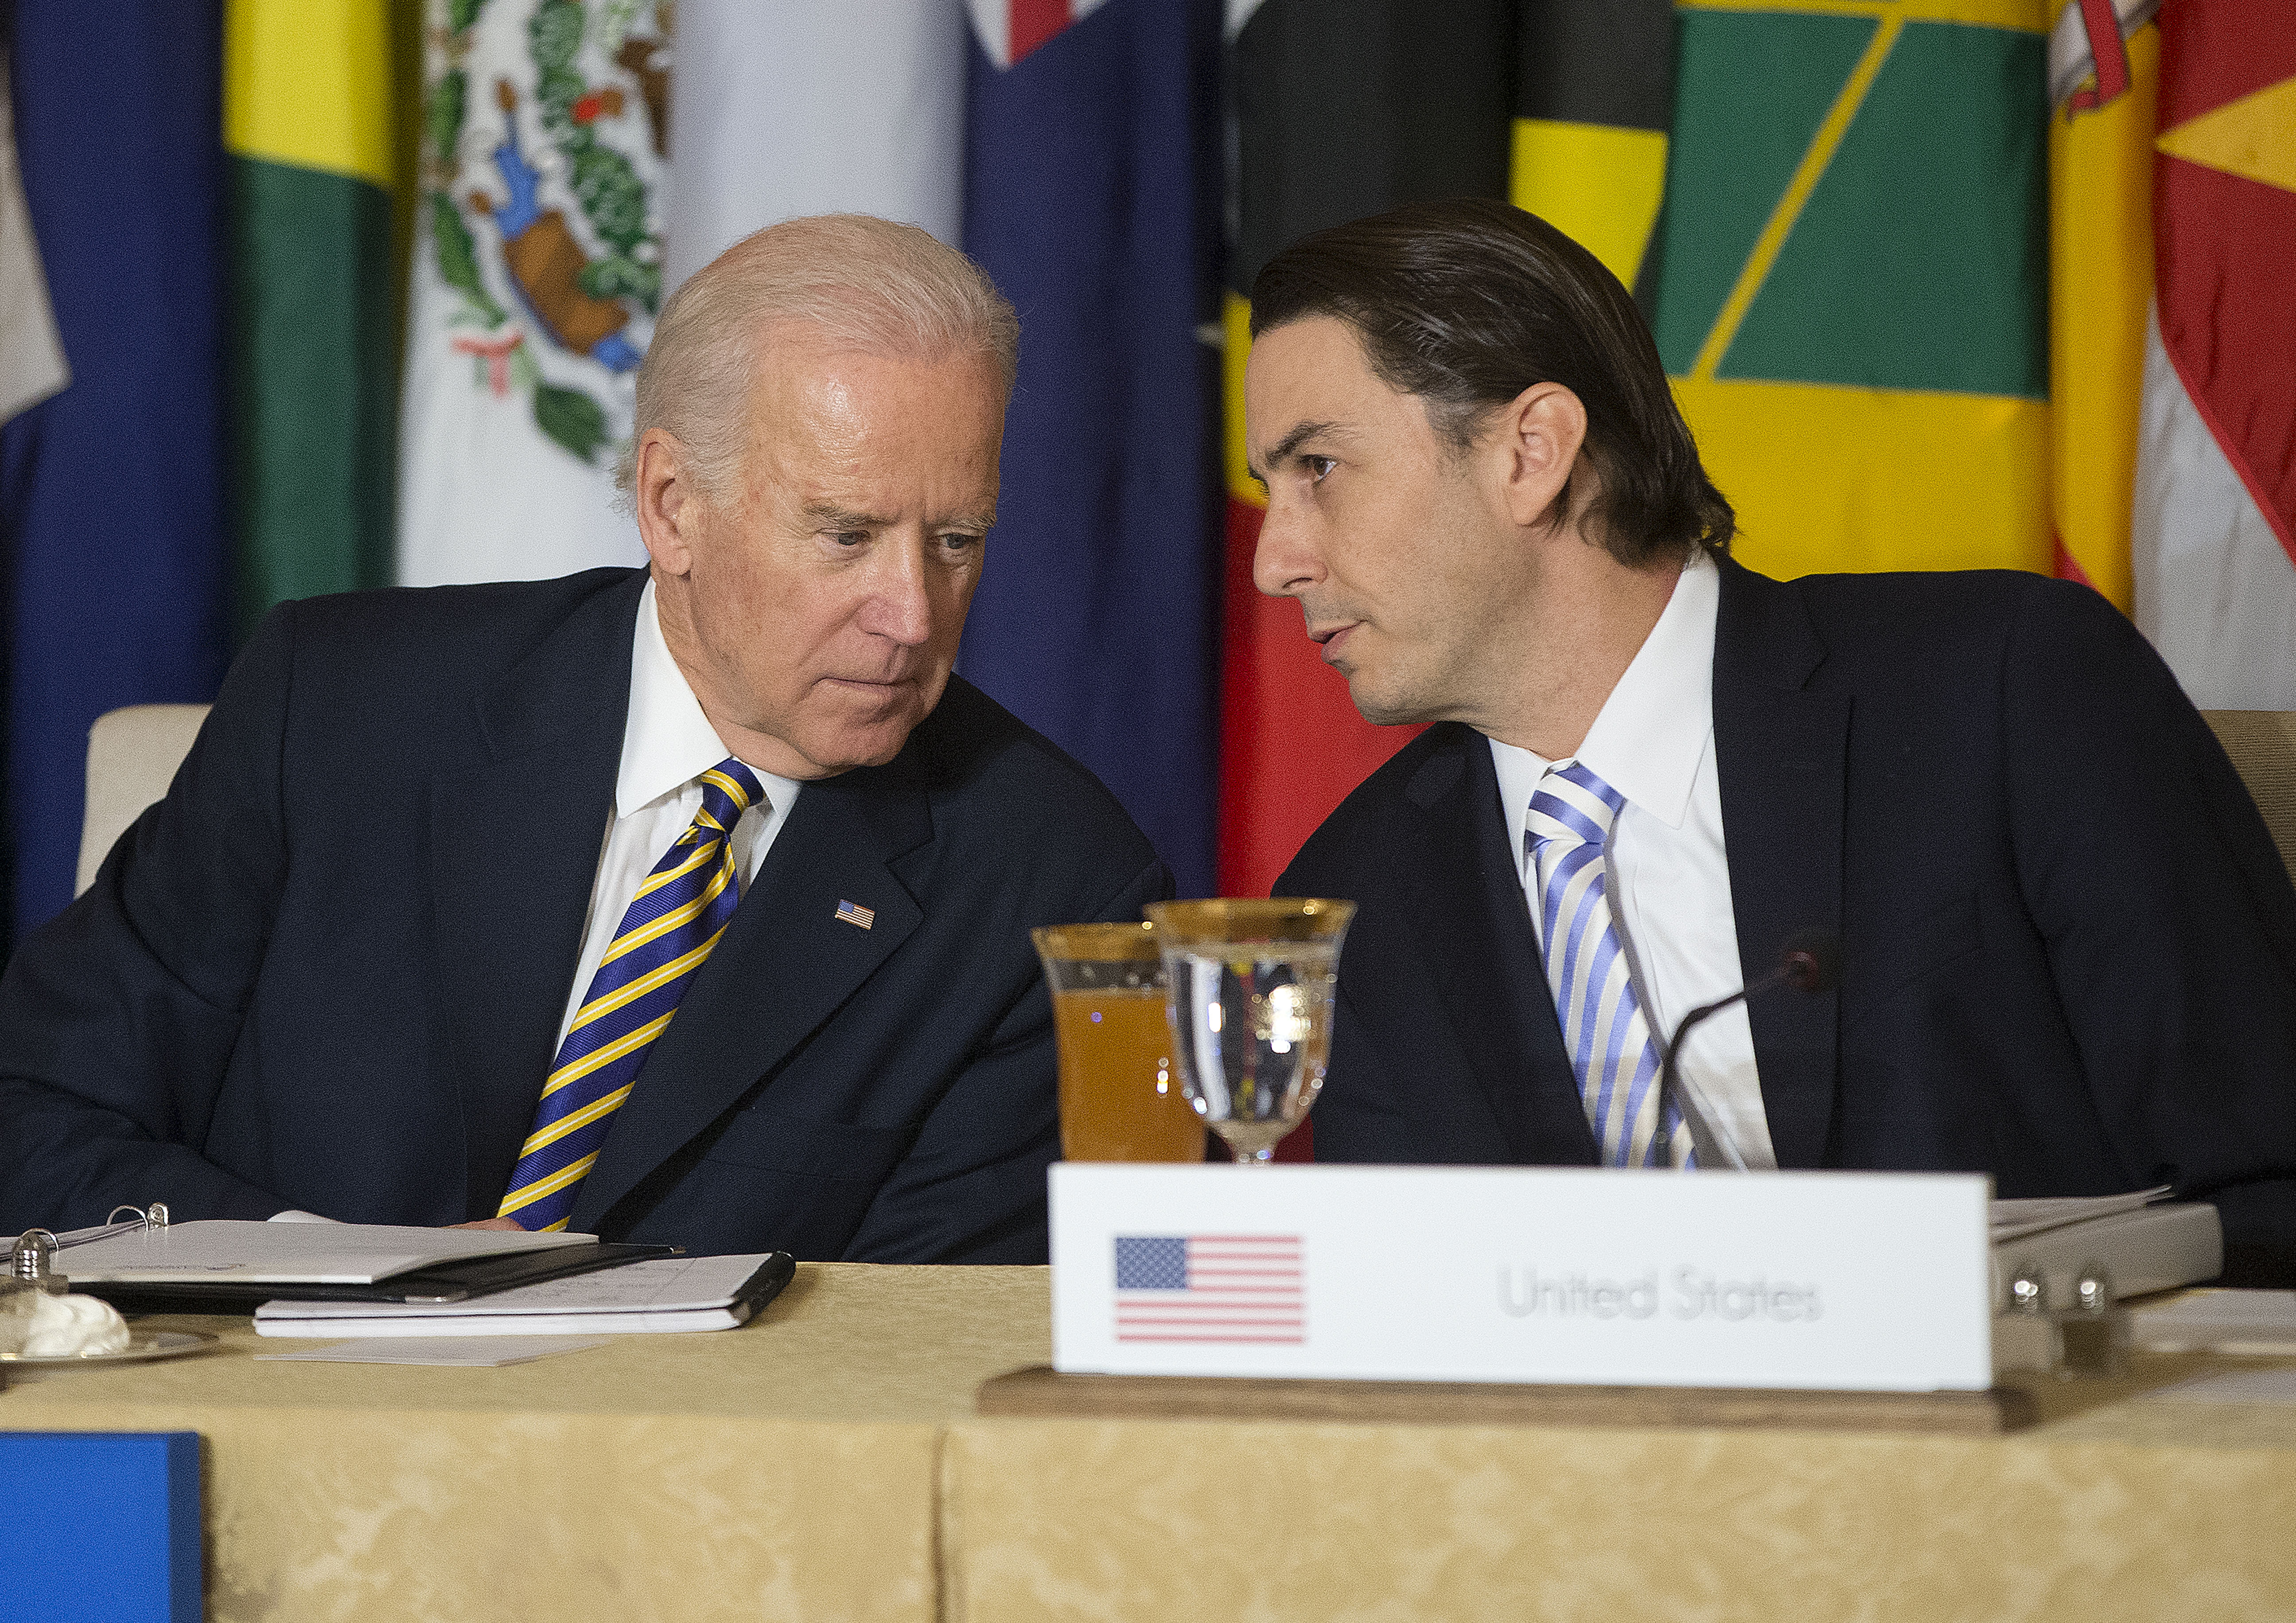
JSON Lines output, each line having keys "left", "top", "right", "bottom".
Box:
{"left": 0, "top": 1432, "right": 201, "bottom": 1621}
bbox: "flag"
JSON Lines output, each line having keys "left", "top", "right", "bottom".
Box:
{"left": 2129, "top": 0, "right": 2296, "bottom": 706}
{"left": 0, "top": 6, "right": 232, "bottom": 941}
{"left": 1219, "top": 0, "right": 1517, "bottom": 902}
{"left": 955, "top": 0, "right": 1224, "bottom": 898}
{"left": 224, "top": 0, "right": 406, "bottom": 629}
{"left": 395, "top": 0, "right": 667, "bottom": 587}
{"left": 0, "top": 49, "right": 69, "bottom": 430}
{"left": 1113, "top": 1233, "right": 1306, "bottom": 1344}
{"left": 1509, "top": 0, "right": 1676, "bottom": 303}
{"left": 663, "top": 0, "right": 968, "bottom": 286}
{"left": 2046, "top": 0, "right": 2158, "bottom": 612}
{"left": 1649, "top": 0, "right": 2053, "bottom": 581}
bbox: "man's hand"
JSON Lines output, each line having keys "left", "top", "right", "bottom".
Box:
{"left": 449, "top": 1217, "right": 529, "bottom": 1230}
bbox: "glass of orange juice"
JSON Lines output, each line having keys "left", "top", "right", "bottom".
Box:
{"left": 1031, "top": 921, "right": 1206, "bottom": 1162}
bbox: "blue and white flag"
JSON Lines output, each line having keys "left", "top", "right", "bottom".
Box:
{"left": 1, "top": 7, "right": 231, "bottom": 941}
{"left": 956, "top": 0, "right": 1223, "bottom": 895}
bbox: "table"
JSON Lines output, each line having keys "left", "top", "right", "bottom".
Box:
{"left": 2, "top": 1264, "right": 1045, "bottom": 1623}
{"left": 6, "top": 1265, "right": 2295, "bottom": 1622}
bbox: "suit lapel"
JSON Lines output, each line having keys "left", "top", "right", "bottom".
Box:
{"left": 430, "top": 573, "right": 642, "bottom": 1217}
{"left": 1712, "top": 560, "right": 1848, "bottom": 1170}
{"left": 567, "top": 753, "right": 932, "bottom": 1231}
{"left": 1396, "top": 728, "right": 1600, "bottom": 1165}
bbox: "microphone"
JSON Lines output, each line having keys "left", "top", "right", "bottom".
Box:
{"left": 1650, "top": 929, "right": 1839, "bottom": 1170}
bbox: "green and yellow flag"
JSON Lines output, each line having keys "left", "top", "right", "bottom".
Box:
{"left": 223, "top": 1, "right": 409, "bottom": 630}
{"left": 1650, "top": 0, "right": 2052, "bottom": 580}
{"left": 2048, "top": 2, "right": 2156, "bottom": 612}
{"left": 1509, "top": 0, "right": 1676, "bottom": 302}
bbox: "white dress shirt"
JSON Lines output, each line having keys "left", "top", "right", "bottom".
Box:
{"left": 1487, "top": 552, "right": 1777, "bottom": 1170}
{"left": 550, "top": 579, "right": 803, "bottom": 1057}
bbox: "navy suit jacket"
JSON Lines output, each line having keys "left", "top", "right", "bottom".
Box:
{"left": 0, "top": 570, "right": 1170, "bottom": 1260}
{"left": 1279, "top": 560, "right": 2296, "bottom": 1245}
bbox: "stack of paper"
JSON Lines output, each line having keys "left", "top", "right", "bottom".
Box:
{"left": 253, "top": 1253, "right": 793, "bottom": 1336}
{"left": 1989, "top": 1188, "right": 2222, "bottom": 1306}
{"left": 58, "top": 1220, "right": 594, "bottom": 1287}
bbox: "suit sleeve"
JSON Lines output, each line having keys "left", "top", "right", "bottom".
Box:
{"left": 2003, "top": 580, "right": 2296, "bottom": 1239}
{"left": 837, "top": 853, "right": 1175, "bottom": 1264}
{"left": 0, "top": 604, "right": 304, "bottom": 1231}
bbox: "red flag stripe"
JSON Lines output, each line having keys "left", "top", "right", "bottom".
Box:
{"left": 1009, "top": 0, "right": 1072, "bottom": 64}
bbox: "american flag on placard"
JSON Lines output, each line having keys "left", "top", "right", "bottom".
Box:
{"left": 1113, "top": 1234, "right": 1305, "bottom": 1345}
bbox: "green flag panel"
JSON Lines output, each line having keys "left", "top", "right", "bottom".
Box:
{"left": 228, "top": 154, "right": 397, "bottom": 632}
{"left": 1723, "top": 20, "right": 2047, "bottom": 398}
{"left": 1649, "top": 8, "right": 1875, "bottom": 375}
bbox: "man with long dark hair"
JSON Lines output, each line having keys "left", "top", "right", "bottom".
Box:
{"left": 1250, "top": 199, "right": 2296, "bottom": 1244}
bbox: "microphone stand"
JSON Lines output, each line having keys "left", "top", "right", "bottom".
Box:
{"left": 1650, "top": 932, "right": 1838, "bottom": 1170}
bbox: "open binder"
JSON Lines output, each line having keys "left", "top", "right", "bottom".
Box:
{"left": 51, "top": 1218, "right": 676, "bottom": 1311}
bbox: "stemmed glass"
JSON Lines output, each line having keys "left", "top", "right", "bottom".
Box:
{"left": 1142, "top": 899, "right": 1356, "bottom": 1164}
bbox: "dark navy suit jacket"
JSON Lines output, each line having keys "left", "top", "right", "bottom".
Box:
{"left": 0, "top": 570, "right": 1170, "bottom": 1260}
{"left": 1279, "top": 560, "right": 2296, "bottom": 1245}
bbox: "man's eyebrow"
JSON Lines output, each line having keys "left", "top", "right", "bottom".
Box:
{"left": 1250, "top": 419, "right": 1344, "bottom": 484}
{"left": 803, "top": 500, "right": 999, "bottom": 532}
{"left": 804, "top": 502, "right": 888, "bottom": 530}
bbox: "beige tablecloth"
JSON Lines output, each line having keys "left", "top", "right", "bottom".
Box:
{"left": 6, "top": 1263, "right": 2294, "bottom": 1623}
{"left": 1, "top": 1264, "right": 1045, "bottom": 1623}
{"left": 943, "top": 1374, "right": 2296, "bottom": 1622}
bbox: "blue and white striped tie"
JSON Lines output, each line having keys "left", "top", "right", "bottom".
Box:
{"left": 1526, "top": 761, "right": 1693, "bottom": 1169}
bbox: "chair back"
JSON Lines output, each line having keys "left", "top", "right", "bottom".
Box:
{"left": 75, "top": 704, "right": 212, "bottom": 897}
{"left": 2204, "top": 710, "right": 2296, "bottom": 886}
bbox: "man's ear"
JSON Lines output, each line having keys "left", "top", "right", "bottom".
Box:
{"left": 634, "top": 429, "right": 703, "bottom": 577}
{"left": 1492, "top": 381, "right": 1589, "bottom": 534}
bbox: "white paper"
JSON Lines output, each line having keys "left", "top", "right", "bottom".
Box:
{"left": 59, "top": 1220, "right": 594, "bottom": 1285}
{"left": 2132, "top": 1289, "right": 2296, "bottom": 1354}
{"left": 254, "top": 1336, "right": 609, "bottom": 1367}
{"left": 2144, "top": 1367, "right": 2296, "bottom": 1405}
{"left": 258, "top": 1256, "right": 770, "bottom": 1322}
{"left": 1988, "top": 1188, "right": 2172, "bottom": 1245}
{"left": 251, "top": 1306, "right": 751, "bottom": 1338}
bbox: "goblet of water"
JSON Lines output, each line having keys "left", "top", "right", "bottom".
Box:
{"left": 1141, "top": 898, "right": 1356, "bottom": 1164}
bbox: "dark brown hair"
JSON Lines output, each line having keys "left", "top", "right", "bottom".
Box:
{"left": 1250, "top": 199, "right": 1734, "bottom": 566}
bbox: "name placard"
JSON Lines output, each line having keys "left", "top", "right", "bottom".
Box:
{"left": 1051, "top": 1164, "right": 1993, "bottom": 1392}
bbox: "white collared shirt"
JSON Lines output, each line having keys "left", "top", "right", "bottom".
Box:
{"left": 550, "top": 579, "right": 804, "bottom": 1057}
{"left": 1487, "top": 552, "right": 1776, "bottom": 1170}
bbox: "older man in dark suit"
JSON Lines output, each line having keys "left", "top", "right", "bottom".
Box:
{"left": 0, "top": 215, "right": 1167, "bottom": 1260}
{"left": 1247, "top": 199, "right": 2296, "bottom": 1245}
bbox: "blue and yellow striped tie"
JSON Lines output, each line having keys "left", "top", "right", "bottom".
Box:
{"left": 498, "top": 759, "right": 765, "bottom": 1230}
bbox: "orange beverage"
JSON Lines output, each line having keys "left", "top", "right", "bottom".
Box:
{"left": 1031, "top": 921, "right": 1206, "bottom": 1163}
{"left": 1050, "top": 986, "right": 1204, "bottom": 1162}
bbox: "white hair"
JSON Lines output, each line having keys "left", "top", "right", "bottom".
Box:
{"left": 616, "top": 213, "right": 1020, "bottom": 501}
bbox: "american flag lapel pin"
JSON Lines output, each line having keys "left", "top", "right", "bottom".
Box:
{"left": 834, "top": 899, "right": 876, "bottom": 931}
